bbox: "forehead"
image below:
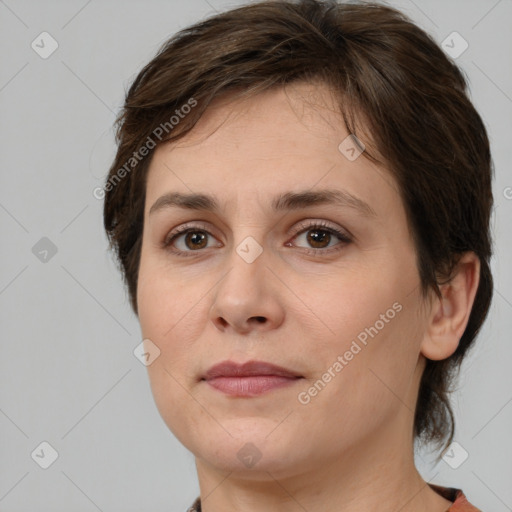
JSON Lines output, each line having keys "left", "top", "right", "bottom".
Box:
{"left": 144, "top": 82, "right": 398, "bottom": 219}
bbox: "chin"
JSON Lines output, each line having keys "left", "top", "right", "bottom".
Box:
{"left": 198, "top": 447, "right": 299, "bottom": 479}
{"left": 190, "top": 425, "right": 301, "bottom": 475}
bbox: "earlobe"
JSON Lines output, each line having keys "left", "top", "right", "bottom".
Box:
{"left": 421, "top": 252, "right": 481, "bottom": 361}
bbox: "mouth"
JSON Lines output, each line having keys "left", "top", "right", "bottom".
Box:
{"left": 201, "top": 360, "right": 303, "bottom": 397}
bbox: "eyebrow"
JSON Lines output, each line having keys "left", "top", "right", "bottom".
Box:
{"left": 148, "top": 189, "right": 377, "bottom": 217}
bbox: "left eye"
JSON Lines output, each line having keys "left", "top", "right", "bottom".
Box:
{"left": 290, "top": 224, "right": 351, "bottom": 251}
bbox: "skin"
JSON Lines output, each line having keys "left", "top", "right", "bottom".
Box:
{"left": 136, "top": 81, "right": 480, "bottom": 512}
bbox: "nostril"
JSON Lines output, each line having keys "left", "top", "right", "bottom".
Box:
{"left": 253, "top": 316, "right": 266, "bottom": 323}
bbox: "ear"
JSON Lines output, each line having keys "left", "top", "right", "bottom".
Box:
{"left": 421, "top": 252, "right": 481, "bottom": 361}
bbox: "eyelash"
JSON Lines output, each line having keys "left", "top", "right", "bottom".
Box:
{"left": 161, "top": 220, "right": 352, "bottom": 258}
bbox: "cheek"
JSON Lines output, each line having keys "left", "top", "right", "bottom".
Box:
{"left": 296, "top": 303, "right": 423, "bottom": 441}
{"left": 300, "top": 262, "right": 424, "bottom": 405}
{"left": 303, "top": 268, "right": 406, "bottom": 353}
{"left": 137, "top": 252, "right": 204, "bottom": 340}
{"left": 137, "top": 263, "right": 206, "bottom": 439}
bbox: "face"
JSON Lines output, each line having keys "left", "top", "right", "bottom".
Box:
{"left": 137, "top": 81, "right": 430, "bottom": 480}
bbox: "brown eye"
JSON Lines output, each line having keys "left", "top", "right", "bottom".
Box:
{"left": 183, "top": 231, "right": 208, "bottom": 250}
{"left": 165, "top": 229, "right": 212, "bottom": 252}
{"left": 291, "top": 222, "right": 351, "bottom": 254}
{"left": 162, "top": 224, "right": 221, "bottom": 256}
{"left": 305, "top": 228, "right": 332, "bottom": 249}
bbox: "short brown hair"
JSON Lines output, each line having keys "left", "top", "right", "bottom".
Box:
{"left": 103, "top": 0, "right": 494, "bottom": 450}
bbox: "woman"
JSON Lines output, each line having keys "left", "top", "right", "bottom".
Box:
{"left": 102, "top": 1, "right": 493, "bottom": 510}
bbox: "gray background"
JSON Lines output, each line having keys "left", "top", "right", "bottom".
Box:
{"left": 0, "top": 0, "right": 511, "bottom": 511}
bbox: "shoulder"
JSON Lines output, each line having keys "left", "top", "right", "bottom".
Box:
{"left": 188, "top": 489, "right": 483, "bottom": 512}
{"left": 449, "top": 490, "right": 482, "bottom": 512}
{"left": 186, "top": 496, "right": 201, "bottom": 512}
{"left": 430, "top": 484, "right": 482, "bottom": 511}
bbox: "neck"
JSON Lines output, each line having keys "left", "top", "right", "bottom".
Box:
{"left": 193, "top": 413, "right": 452, "bottom": 512}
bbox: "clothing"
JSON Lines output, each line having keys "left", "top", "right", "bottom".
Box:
{"left": 430, "top": 485, "right": 482, "bottom": 511}
{"left": 187, "top": 485, "right": 482, "bottom": 511}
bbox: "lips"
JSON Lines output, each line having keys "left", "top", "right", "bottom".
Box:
{"left": 202, "top": 360, "right": 303, "bottom": 397}
{"left": 203, "top": 360, "right": 302, "bottom": 380}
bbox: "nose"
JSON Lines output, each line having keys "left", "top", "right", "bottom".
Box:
{"left": 209, "top": 243, "right": 286, "bottom": 335}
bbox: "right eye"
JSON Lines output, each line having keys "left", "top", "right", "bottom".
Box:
{"left": 162, "top": 224, "right": 222, "bottom": 256}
